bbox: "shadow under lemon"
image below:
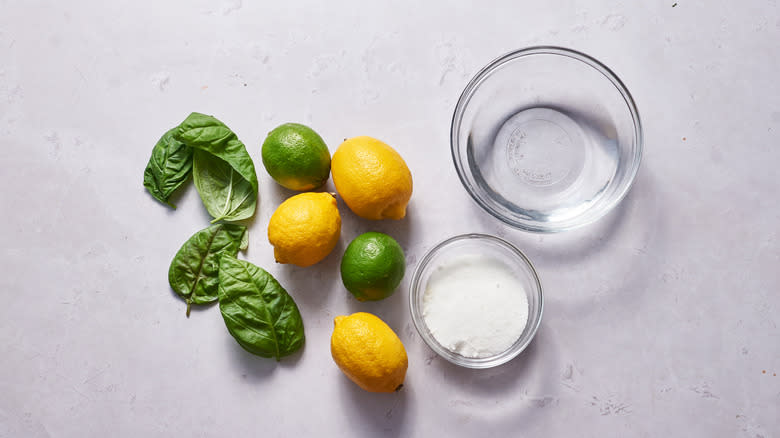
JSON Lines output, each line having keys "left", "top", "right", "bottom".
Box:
{"left": 274, "top": 235, "right": 345, "bottom": 310}
{"left": 336, "top": 371, "right": 410, "bottom": 437}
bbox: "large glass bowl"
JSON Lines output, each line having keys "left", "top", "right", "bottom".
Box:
{"left": 451, "top": 47, "right": 643, "bottom": 232}
{"left": 409, "top": 234, "right": 543, "bottom": 369}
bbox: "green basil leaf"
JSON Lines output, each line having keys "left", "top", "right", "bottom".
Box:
{"left": 218, "top": 255, "right": 305, "bottom": 360}
{"left": 192, "top": 150, "right": 258, "bottom": 224}
{"left": 143, "top": 127, "right": 194, "bottom": 208}
{"left": 168, "top": 224, "right": 248, "bottom": 317}
{"left": 174, "top": 113, "right": 258, "bottom": 222}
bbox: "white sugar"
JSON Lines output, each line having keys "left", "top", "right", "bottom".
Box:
{"left": 422, "top": 255, "right": 529, "bottom": 358}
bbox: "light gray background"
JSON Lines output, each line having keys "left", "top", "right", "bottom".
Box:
{"left": 2, "top": 1, "right": 778, "bottom": 436}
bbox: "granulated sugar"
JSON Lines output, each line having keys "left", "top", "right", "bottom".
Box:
{"left": 422, "top": 255, "right": 529, "bottom": 358}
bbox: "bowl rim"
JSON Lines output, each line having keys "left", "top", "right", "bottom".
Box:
{"left": 450, "top": 46, "right": 644, "bottom": 233}
{"left": 408, "top": 233, "right": 544, "bottom": 369}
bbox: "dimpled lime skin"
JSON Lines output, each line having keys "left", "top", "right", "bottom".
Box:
{"left": 340, "top": 232, "right": 406, "bottom": 301}
{"left": 261, "top": 123, "right": 331, "bottom": 191}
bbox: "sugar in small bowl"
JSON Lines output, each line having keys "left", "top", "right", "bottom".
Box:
{"left": 409, "top": 234, "right": 543, "bottom": 369}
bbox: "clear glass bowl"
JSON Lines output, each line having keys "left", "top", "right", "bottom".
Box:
{"left": 451, "top": 46, "right": 643, "bottom": 232}
{"left": 409, "top": 234, "right": 543, "bottom": 369}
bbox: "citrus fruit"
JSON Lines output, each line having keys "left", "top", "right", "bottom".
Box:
{"left": 340, "top": 232, "right": 405, "bottom": 301}
{"left": 267, "top": 192, "right": 341, "bottom": 267}
{"left": 261, "top": 123, "right": 331, "bottom": 191}
{"left": 330, "top": 312, "right": 408, "bottom": 393}
{"left": 331, "top": 136, "right": 412, "bottom": 220}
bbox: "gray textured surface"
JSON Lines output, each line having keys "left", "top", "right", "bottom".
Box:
{"left": 1, "top": 1, "right": 779, "bottom": 436}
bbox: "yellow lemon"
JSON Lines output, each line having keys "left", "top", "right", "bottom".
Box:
{"left": 330, "top": 312, "right": 408, "bottom": 393}
{"left": 268, "top": 192, "right": 341, "bottom": 267}
{"left": 331, "top": 136, "right": 413, "bottom": 220}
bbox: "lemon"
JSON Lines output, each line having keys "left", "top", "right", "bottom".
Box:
{"left": 341, "top": 232, "right": 405, "bottom": 301}
{"left": 330, "top": 312, "right": 408, "bottom": 393}
{"left": 331, "top": 136, "right": 413, "bottom": 220}
{"left": 261, "top": 123, "right": 331, "bottom": 191}
{"left": 268, "top": 192, "right": 341, "bottom": 267}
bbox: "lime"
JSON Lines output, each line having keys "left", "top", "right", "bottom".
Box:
{"left": 340, "top": 232, "right": 405, "bottom": 301}
{"left": 261, "top": 123, "right": 331, "bottom": 191}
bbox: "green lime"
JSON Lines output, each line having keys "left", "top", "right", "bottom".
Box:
{"left": 340, "top": 232, "right": 406, "bottom": 301}
{"left": 261, "top": 123, "right": 331, "bottom": 191}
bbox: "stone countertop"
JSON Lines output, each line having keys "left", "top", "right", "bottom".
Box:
{"left": 1, "top": 1, "right": 778, "bottom": 436}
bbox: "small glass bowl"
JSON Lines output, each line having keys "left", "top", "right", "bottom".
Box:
{"left": 451, "top": 46, "right": 643, "bottom": 232}
{"left": 409, "top": 234, "right": 543, "bottom": 369}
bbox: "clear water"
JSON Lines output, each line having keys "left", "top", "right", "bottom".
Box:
{"left": 470, "top": 106, "right": 620, "bottom": 224}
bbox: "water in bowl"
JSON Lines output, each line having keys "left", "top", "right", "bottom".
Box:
{"left": 468, "top": 106, "right": 619, "bottom": 224}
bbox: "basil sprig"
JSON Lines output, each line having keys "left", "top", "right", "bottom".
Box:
{"left": 168, "top": 224, "right": 248, "bottom": 317}
{"left": 218, "top": 256, "right": 305, "bottom": 359}
{"left": 143, "top": 127, "right": 194, "bottom": 208}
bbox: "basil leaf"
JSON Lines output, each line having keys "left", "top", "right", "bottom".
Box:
{"left": 168, "top": 224, "right": 248, "bottom": 317}
{"left": 143, "top": 127, "right": 194, "bottom": 208}
{"left": 218, "top": 255, "right": 305, "bottom": 360}
{"left": 192, "top": 150, "right": 258, "bottom": 224}
{"left": 175, "top": 113, "right": 258, "bottom": 222}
